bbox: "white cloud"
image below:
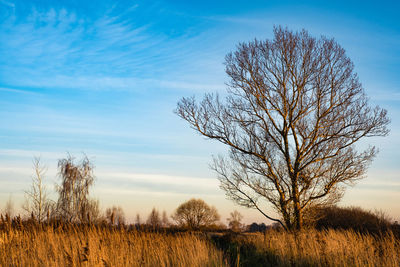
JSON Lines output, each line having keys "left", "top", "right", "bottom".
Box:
{"left": 100, "top": 171, "right": 218, "bottom": 188}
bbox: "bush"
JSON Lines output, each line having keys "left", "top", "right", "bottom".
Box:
{"left": 311, "top": 206, "right": 392, "bottom": 234}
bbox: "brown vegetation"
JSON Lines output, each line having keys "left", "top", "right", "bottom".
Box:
{"left": 214, "top": 229, "right": 400, "bottom": 267}
{"left": 310, "top": 205, "right": 393, "bottom": 234}
{"left": 0, "top": 223, "right": 226, "bottom": 267}
{"left": 0, "top": 216, "right": 399, "bottom": 267}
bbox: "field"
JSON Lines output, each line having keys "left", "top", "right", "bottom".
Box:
{"left": 0, "top": 224, "right": 225, "bottom": 266}
{"left": 214, "top": 229, "right": 400, "bottom": 267}
{"left": 1, "top": 222, "right": 399, "bottom": 267}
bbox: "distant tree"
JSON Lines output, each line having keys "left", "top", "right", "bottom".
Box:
{"left": 247, "top": 222, "right": 267, "bottom": 232}
{"left": 227, "top": 210, "right": 244, "bottom": 232}
{"left": 147, "top": 208, "right": 161, "bottom": 228}
{"left": 271, "top": 222, "right": 282, "bottom": 229}
{"left": 161, "top": 210, "right": 169, "bottom": 227}
{"left": 172, "top": 199, "right": 220, "bottom": 229}
{"left": 106, "top": 205, "right": 125, "bottom": 226}
{"left": 87, "top": 198, "right": 102, "bottom": 223}
{"left": 176, "top": 26, "right": 390, "bottom": 230}
{"left": 56, "top": 154, "right": 95, "bottom": 222}
{"left": 135, "top": 213, "right": 141, "bottom": 225}
{"left": 45, "top": 201, "right": 58, "bottom": 222}
{"left": 22, "top": 157, "right": 52, "bottom": 223}
{"left": 3, "top": 195, "right": 14, "bottom": 218}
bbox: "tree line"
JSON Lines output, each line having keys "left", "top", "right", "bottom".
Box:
{"left": 3, "top": 155, "right": 249, "bottom": 231}
{"left": 5, "top": 153, "right": 394, "bottom": 235}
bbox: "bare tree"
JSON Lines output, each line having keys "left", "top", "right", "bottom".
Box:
{"left": 22, "top": 157, "right": 52, "bottom": 223}
{"left": 172, "top": 199, "right": 220, "bottom": 229}
{"left": 3, "top": 195, "right": 14, "bottom": 218}
{"left": 176, "top": 26, "right": 390, "bottom": 230}
{"left": 105, "top": 206, "right": 125, "bottom": 226}
{"left": 86, "top": 198, "right": 102, "bottom": 223}
{"left": 147, "top": 208, "right": 161, "bottom": 228}
{"left": 227, "top": 210, "right": 244, "bottom": 232}
{"left": 56, "top": 154, "right": 95, "bottom": 223}
{"left": 135, "top": 213, "right": 141, "bottom": 225}
{"left": 161, "top": 210, "right": 169, "bottom": 227}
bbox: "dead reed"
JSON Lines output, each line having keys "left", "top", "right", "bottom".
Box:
{"left": 0, "top": 225, "right": 226, "bottom": 267}
{"left": 1, "top": 222, "right": 399, "bottom": 267}
{"left": 228, "top": 229, "right": 400, "bottom": 267}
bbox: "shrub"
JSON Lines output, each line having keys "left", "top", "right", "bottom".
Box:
{"left": 311, "top": 206, "right": 392, "bottom": 234}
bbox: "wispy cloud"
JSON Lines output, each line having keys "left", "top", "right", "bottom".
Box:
{"left": 95, "top": 187, "right": 220, "bottom": 198}
{"left": 6, "top": 75, "right": 224, "bottom": 92}
{"left": 0, "top": 149, "right": 62, "bottom": 160}
{"left": 0, "top": 86, "right": 40, "bottom": 95}
{"left": 0, "top": 6, "right": 225, "bottom": 92}
{"left": 101, "top": 171, "right": 218, "bottom": 188}
{"left": 0, "top": 0, "right": 14, "bottom": 8}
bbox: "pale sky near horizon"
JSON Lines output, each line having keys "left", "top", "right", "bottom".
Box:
{"left": 0, "top": 0, "right": 399, "bottom": 224}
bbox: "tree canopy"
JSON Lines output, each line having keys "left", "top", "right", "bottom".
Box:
{"left": 172, "top": 198, "right": 220, "bottom": 229}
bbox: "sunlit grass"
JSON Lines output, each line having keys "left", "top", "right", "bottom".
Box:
{"left": 223, "top": 229, "right": 400, "bottom": 267}
{"left": 1, "top": 222, "right": 399, "bottom": 267}
{"left": 0, "top": 224, "right": 226, "bottom": 266}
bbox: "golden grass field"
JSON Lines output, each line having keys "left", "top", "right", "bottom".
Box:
{"left": 221, "top": 229, "right": 400, "bottom": 267}
{"left": 0, "top": 223, "right": 399, "bottom": 266}
{"left": 0, "top": 225, "right": 226, "bottom": 266}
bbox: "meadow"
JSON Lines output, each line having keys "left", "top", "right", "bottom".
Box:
{"left": 1, "top": 221, "right": 399, "bottom": 267}
{"left": 214, "top": 229, "right": 400, "bottom": 267}
{"left": 0, "top": 223, "right": 226, "bottom": 267}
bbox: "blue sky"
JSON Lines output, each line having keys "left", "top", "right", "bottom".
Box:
{"left": 0, "top": 0, "right": 399, "bottom": 224}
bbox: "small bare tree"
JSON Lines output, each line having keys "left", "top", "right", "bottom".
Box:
{"left": 105, "top": 205, "right": 125, "bottom": 226}
{"left": 172, "top": 199, "right": 220, "bottom": 229}
{"left": 227, "top": 210, "right": 244, "bottom": 232}
{"left": 147, "top": 208, "right": 161, "bottom": 228}
{"left": 161, "top": 210, "right": 169, "bottom": 227}
{"left": 3, "top": 195, "right": 14, "bottom": 218}
{"left": 22, "top": 157, "right": 52, "bottom": 223}
{"left": 135, "top": 213, "right": 141, "bottom": 225}
{"left": 176, "top": 26, "right": 390, "bottom": 230}
{"left": 86, "top": 198, "right": 102, "bottom": 223}
{"left": 56, "top": 154, "right": 95, "bottom": 223}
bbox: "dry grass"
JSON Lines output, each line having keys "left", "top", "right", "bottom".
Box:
{"left": 226, "top": 229, "right": 400, "bottom": 267}
{"left": 1, "top": 222, "right": 399, "bottom": 267}
{"left": 0, "top": 225, "right": 226, "bottom": 267}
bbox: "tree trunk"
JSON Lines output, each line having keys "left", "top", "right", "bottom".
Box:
{"left": 294, "top": 202, "right": 303, "bottom": 230}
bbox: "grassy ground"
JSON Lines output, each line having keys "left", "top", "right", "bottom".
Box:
{"left": 213, "top": 229, "right": 400, "bottom": 267}
{"left": 1, "top": 223, "right": 399, "bottom": 266}
{"left": 0, "top": 225, "right": 226, "bottom": 266}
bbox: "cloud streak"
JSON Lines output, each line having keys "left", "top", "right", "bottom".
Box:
{"left": 0, "top": 6, "right": 226, "bottom": 93}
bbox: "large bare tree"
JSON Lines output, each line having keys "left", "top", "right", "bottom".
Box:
{"left": 176, "top": 26, "right": 390, "bottom": 230}
{"left": 56, "top": 154, "right": 95, "bottom": 223}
